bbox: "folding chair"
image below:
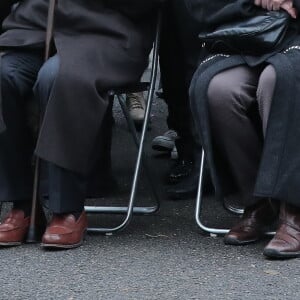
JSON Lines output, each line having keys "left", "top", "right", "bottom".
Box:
{"left": 195, "top": 149, "right": 275, "bottom": 236}
{"left": 85, "top": 9, "right": 162, "bottom": 234}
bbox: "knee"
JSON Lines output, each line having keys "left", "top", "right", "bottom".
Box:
{"left": 34, "top": 55, "right": 60, "bottom": 98}
{"left": 258, "top": 65, "right": 276, "bottom": 87}
{"left": 257, "top": 65, "right": 276, "bottom": 100}
{"left": 207, "top": 73, "right": 237, "bottom": 113}
{"left": 1, "top": 57, "right": 21, "bottom": 91}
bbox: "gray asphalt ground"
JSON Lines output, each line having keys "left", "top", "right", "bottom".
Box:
{"left": 0, "top": 95, "right": 300, "bottom": 300}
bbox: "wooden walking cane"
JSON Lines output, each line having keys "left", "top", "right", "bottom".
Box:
{"left": 27, "top": 0, "right": 57, "bottom": 242}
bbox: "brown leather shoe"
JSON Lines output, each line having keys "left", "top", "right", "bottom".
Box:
{"left": 224, "top": 198, "right": 278, "bottom": 245}
{"left": 41, "top": 211, "right": 87, "bottom": 249}
{"left": 264, "top": 203, "right": 300, "bottom": 259}
{"left": 0, "top": 209, "right": 30, "bottom": 246}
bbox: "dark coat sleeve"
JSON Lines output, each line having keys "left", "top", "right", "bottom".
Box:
{"left": 184, "top": 0, "right": 255, "bottom": 31}
{"left": 0, "top": 0, "right": 18, "bottom": 30}
{"left": 103, "top": 0, "right": 162, "bottom": 19}
{"left": 294, "top": 0, "right": 300, "bottom": 11}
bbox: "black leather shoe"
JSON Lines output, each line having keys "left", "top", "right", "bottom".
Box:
{"left": 166, "top": 160, "right": 214, "bottom": 200}
{"left": 224, "top": 198, "right": 279, "bottom": 245}
{"left": 167, "top": 168, "right": 199, "bottom": 200}
{"left": 168, "top": 159, "right": 194, "bottom": 184}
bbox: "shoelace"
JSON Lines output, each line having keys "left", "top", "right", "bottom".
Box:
{"left": 127, "top": 95, "right": 144, "bottom": 110}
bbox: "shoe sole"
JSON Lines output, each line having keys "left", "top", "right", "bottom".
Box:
{"left": 224, "top": 236, "right": 260, "bottom": 246}
{"left": 0, "top": 241, "right": 22, "bottom": 246}
{"left": 152, "top": 138, "right": 174, "bottom": 151}
{"left": 263, "top": 248, "right": 300, "bottom": 259}
{"left": 41, "top": 240, "right": 83, "bottom": 249}
{"left": 41, "top": 230, "right": 86, "bottom": 250}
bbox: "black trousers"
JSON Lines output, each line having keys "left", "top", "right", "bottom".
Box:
{"left": 0, "top": 50, "right": 86, "bottom": 213}
{"left": 159, "top": 0, "right": 203, "bottom": 159}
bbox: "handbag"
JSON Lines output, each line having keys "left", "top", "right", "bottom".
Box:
{"left": 199, "top": 9, "right": 291, "bottom": 55}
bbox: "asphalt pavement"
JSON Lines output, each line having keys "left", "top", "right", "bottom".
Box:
{"left": 0, "top": 96, "right": 299, "bottom": 300}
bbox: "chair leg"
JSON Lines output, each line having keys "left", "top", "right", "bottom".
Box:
{"left": 195, "top": 149, "right": 229, "bottom": 235}
{"left": 195, "top": 149, "right": 275, "bottom": 236}
{"left": 118, "top": 95, "right": 160, "bottom": 202}
{"left": 86, "top": 85, "right": 160, "bottom": 234}
{"left": 86, "top": 91, "right": 160, "bottom": 233}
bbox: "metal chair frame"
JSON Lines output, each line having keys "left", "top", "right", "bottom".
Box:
{"left": 195, "top": 149, "right": 275, "bottom": 236}
{"left": 85, "top": 10, "right": 162, "bottom": 234}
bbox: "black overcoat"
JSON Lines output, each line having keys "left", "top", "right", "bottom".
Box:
{"left": 0, "top": 0, "right": 159, "bottom": 174}
{"left": 186, "top": 0, "right": 300, "bottom": 206}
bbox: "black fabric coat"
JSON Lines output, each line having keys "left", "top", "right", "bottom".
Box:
{"left": 187, "top": 0, "right": 300, "bottom": 206}
{"left": 0, "top": 0, "right": 159, "bottom": 174}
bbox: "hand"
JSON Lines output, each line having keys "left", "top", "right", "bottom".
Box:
{"left": 255, "top": 0, "right": 285, "bottom": 10}
{"left": 254, "top": 0, "right": 297, "bottom": 18}
{"left": 281, "top": 0, "right": 298, "bottom": 18}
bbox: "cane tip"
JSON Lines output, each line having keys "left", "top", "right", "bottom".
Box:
{"left": 26, "top": 227, "right": 40, "bottom": 243}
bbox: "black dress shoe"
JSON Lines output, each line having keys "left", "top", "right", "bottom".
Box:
{"left": 167, "top": 165, "right": 214, "bottom": 200}
{"left": 167, "top": 168, "right": 199, "bottom": 200}
{"left": 168, "top": 159, "right": 194, "bottom": 184}
{"left": 224, "top": 198, "right": 279, "bottom": 245}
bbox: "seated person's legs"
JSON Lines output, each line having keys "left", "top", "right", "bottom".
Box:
{"left": 154, "top": 0, "right": 202, "bottom": 199}
{"left": 0, "top": 53, "right": 88, "bottom": 248}
{"left": 0, "top": 50, "right": 44, "bottom": 245}
{"left": 0, "top": 0, "right": 160, "bottom": 251}
{"left": 207, "top": 65, "right": 278, "bottom": 246}
{"left": 33, "top": 55, "right": 88, "bottom": 249}
{"left": 207, "top": 65, "right": 264, "bottom": 205}
{"left": 207, "top": 63, "right": 300, "bottom": 258}
{"left": 257, "top": 65, "right": 300, "bottom": 259}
